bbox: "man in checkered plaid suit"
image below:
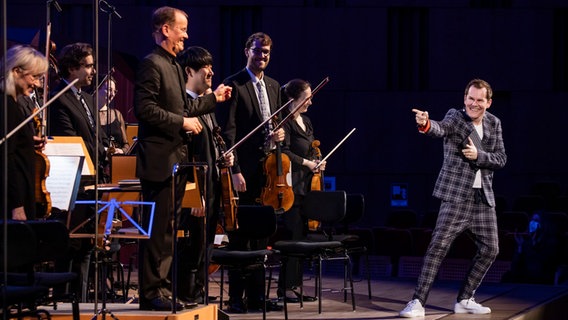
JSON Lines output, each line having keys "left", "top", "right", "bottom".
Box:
{"left": 400, "top": 79, "right": 507, "bottom": 318}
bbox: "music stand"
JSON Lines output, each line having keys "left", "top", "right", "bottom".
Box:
{"left": 171, "top": 162, "right": 209, "bottom": 314}
{"left": 74, "top": 186, "right": 154, "bottom": 320}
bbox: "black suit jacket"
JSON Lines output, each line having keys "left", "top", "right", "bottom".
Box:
{"left": 49, "top": 81, "right": 108, "bottom": 170}
{"left": 188, "top": 94, "right": 221, "bottom": 211}
{"left": 134, "top": 46, "right": 216, "bottom": 182}
{"left": 217, "top": 68, "right": 281, "bottom": 184}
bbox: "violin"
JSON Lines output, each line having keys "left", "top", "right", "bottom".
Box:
{"left": 33, "top": 34, "right": 58, "bottom": 219}
{"left": 33, "top": 99, "right": 52, "bottom": 218}
{"left": 308, "top": 140, "right": 324, "bottom": 231}
{"left": 260, "top": 118, "right": 294, "bottom": 213}
{"left": 213, "top": 127, "right": 239, "bottom": 231}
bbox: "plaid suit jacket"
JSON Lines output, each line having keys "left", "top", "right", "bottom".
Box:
{"left": 426, "top": 108, "right": 506, "bottom": 207}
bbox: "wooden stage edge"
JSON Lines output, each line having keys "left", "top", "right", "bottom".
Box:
{"left": 50, "top": 304, "right": 219, "bottom": 320}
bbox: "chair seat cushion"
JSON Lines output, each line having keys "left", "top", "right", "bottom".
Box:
{"left": 34, "top": 272, "right": 78, "bottom": 286}
{"left": 307, "top": 233, "right": 359, "bottom": 243}
{"left": 273, "top": 240, "right": 343, "bottom": 255}
{"left": 0, "top": 285, "right": 49, "bottom": 304}
{"left": 211, "top": 249, "right": 273, "bottom": 265}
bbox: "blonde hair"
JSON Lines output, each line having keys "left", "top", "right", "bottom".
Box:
{"left": 1, "top": 45, "right": 48, "bottom": 98}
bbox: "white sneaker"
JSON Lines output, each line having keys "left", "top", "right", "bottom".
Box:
{"left": 454, "top": 297, "right": 491, "bottom": 314}
{"left": 399, "top": 299, "right": 425, "bottom": 318}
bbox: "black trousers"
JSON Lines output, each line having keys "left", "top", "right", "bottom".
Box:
{"left": 138, "top": 174, "right": 187, "bottom": 301}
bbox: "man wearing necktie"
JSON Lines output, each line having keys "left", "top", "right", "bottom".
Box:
{"left": 49, "top": 42, "right": 108, "bottom": 181}
{"left": 216, "top": 32, "right": 285, "bottom": 314}
{"left": 176, "top": 46, "right": 234, "bottom": 307}
{"left": 48, "top": 42, "right": 109, "bottom": 303}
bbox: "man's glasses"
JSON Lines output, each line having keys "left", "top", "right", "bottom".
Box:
{"left": 250, "top": 47, "right": 271, "bottom": 57}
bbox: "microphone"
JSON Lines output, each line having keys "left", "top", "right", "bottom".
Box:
{"left": 99, "top": 0, "right": 122, "bottom": 19}
{"left": 48, "top": 0, "right": 63, "bottom": 12}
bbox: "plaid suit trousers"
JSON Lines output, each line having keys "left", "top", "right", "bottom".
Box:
{"left": 412, "top": 197, "right": 499, "bottom": 304}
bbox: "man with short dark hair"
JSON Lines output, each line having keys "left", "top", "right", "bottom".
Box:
{"left": 176, "top": 46, "right": 234, "bottom": 306}
{"left": 400, "top": 79, "right": 507, "bottom": 317}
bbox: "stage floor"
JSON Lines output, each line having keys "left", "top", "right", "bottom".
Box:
{"left": 47, "top": 273, "right": 568, "bottom": 320}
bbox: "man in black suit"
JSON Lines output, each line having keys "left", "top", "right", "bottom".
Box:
{"left": 176, "top": 46, "right": 234, "bottom": 307}
{"left": 134, "top": 6, "right": 231, "bottom": 311}
{"left": 217, "top": 32, "right": 285, "bottom": 313}
{"left": 48, "top": 42, "right": 109, "bottom": 302}
{"left": 49, "top": 42, "right": 108, "bottom": 181}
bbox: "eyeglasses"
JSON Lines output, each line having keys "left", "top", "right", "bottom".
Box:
{"left": 17, "top": 68, "right": 44, "bottom": 81}
{"left": 24, "top": 73, "right": 44, "bottom": 81}
{"left": 250, "top": 47, "right": 271, "bottom": 56}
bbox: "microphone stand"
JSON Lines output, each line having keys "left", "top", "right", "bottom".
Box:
{"left": 92, "top": 2, "right": 122, "bottom": 319}
{"left": 2, "top": 0, "right": 7, "bottom": 316}
{"left": 100, "top": 0, "right": 121, "bottom": 158}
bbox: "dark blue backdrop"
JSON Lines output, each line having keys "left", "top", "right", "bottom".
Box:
{"left": 5, "top": 0, "right": 568, "bottom": 226}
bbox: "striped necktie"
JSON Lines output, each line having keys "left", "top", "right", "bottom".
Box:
{"left": 77, "top": 91, "right": 95, "bottom": 128}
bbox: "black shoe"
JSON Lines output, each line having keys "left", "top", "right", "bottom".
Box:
{"left": 277, "top": 289, "right": 300, "bottom": 303}
{"left": 178, "top": 297, "right": 198, "bottom": 309}
{"left": 292, "top": 289, "right": 317, "bottom": 302}
{"left": 284, "top": 296, "right": 300, "bottom": 303}
{"left": 299, "top": 294, "right": 317, "bottom": 302}
{"left": 248, "top": 300, "right": 283, "bottom": 312}
{"left": 227, "top": 299, "right": 247, "bottom": 313}
{"left": 139, "top": 296, "right": 183, "bottom": 311}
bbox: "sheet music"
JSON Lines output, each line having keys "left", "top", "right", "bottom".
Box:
{"left": 46, "top": 156, "right": 84, "bottom": 211}
{"left": 44, "top": 142, "right": 90, "bottom": 175}
{"left": 44, "top": 137, "right": 94, "bottom": 175}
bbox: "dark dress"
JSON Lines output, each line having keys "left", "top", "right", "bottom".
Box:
{"left": 279, "top": 112, "right": 317, "bottom": 290}
{"left": 0, "top": 94, "right": 37, "bottom": 220}
{"left": 100, "top": 108, "right": 129, "bottom": 154}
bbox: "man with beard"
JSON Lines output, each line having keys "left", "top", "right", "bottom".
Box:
{"left": 216, "top": 32, "right": 285, "bottom": 314}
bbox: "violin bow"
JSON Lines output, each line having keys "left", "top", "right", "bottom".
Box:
{"left": 42, "top": 22, "right": 52, "bottom": 107}
{"left": 0, "top": 79, "right": 79, "bottom": 146}
{"left": 222, "top": 97, "right": 293, "bottom": 156}
{"left": 314, "top": 127, "right": 357, "bottom": 170}
{"left": 223, "top": 76, "right": 329, "bottom": 158}
{"left": 271, "top": 76, "right": 330, "bottom": 132}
